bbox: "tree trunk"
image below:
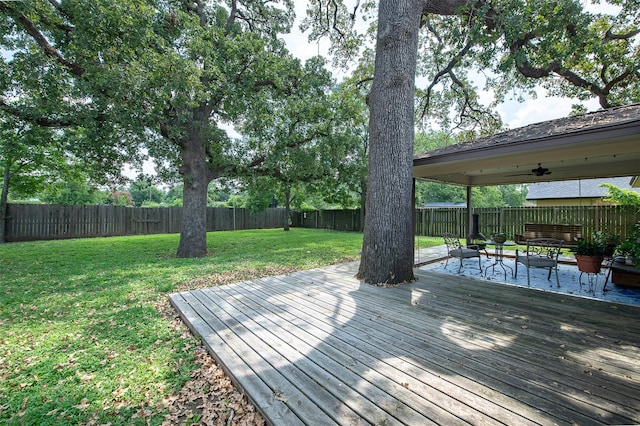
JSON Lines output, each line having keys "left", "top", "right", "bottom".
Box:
{"left": 283, "top": 185, "right": 291, "bottom": 231}
{"left": 176, "top": 132, "right": 211, "bottom": 258}
{"left": 359, "top": 178, "right": 366, "bottom": 233}
{"left": 356, "top": 0, "right": 422, "bottom": 284}
{"left": 0, "top": 165, "right": 10, "bottom": 244}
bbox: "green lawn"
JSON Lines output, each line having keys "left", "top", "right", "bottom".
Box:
{"left": 0, "top": 229, "right": 445, "bottom": 425}
{"left": 0, "top": 228, "right": 376, "bottom": 425}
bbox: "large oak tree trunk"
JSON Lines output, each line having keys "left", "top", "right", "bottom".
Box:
{"left": 176, "top": 129, "right": 211, "bottom": 258}
{"left": 356, "top": 0, "right": 422, "bottom": 284}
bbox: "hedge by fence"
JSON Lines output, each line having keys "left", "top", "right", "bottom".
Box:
{"left": 4, "top": 204, "right": 287, "bottom": 242}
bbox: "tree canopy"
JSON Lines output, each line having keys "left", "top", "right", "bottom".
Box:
{"left": 0, "top": 114, "right": 74, "bottom": 242}
{"left": 234, "top": 57, "right": 362, "bottom": 229}
{"left": 304, "top": 0, "right": 639, "bottom": 284}
{"left": 1, "top": 0, "right": 341, "bottom": 255}
{"left": 306, "top": 0, "right": 639, "bottom": 130}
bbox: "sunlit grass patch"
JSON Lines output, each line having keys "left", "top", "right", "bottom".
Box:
{"left": 0, "top": 228, "right": 369, "bottom": 424}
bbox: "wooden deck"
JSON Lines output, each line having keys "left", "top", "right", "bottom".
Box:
{"left": 169, "top": 262, "right": 640, "bottom": 425}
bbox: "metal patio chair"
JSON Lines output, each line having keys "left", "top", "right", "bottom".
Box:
{"left": 443, "top": 233, "right": 483, "bottom": 273}
{"left": 514, "top": 238, "right": 564, "bottom": 287}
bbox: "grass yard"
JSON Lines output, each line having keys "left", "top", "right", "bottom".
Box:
{"left": 0, "top": 228, "right": 383, "bottom": 425}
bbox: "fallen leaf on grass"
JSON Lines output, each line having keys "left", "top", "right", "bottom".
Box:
{"left": 73, "top": 398, "right": 90, "bottom": 410}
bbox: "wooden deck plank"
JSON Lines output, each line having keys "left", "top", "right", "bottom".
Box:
{"left": 236, "top": 276, "right": 540, "bottom": 425}
{"left": 208, "top": 284, "right": 444, "bottom": 425}
{"left": 220, "top": 278, "right": 497, "bottom": 425}
{"left": 262, "top": 272, "right": 634, "bottom": 424}
{"left": 169, "top": 292, "right": 306, "bottom": 426}
{"left": 316, "top": 266, "right": 640, "bottom": 381}
{"left": 195, "top": 286, "right": 407, "bottom": 426}
{"left": 321, "top": 267, "right": 640, "bottom": 384}
{"left": 169, "top": 262, "right": 640, "bottom": 426}
{"left": 294, "top": 267, "right": 640, "bottom": 420}
{"left": 296, "top": 266, "right": 640, "bottom": 374}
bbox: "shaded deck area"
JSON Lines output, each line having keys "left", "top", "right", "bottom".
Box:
{"left": 169, "top": 262, "right": 640, "bottom": 425}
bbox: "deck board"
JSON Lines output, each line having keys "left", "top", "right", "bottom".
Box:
{"left": 170, "top": 262, "right": 640, "bottom": 425}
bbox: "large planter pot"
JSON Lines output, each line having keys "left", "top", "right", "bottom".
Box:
{"left": 575, "top": 255, "right": 604, "bottom": 274}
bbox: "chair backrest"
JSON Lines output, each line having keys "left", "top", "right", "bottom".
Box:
{"left": 443, "top": 233, "right": 464, "bottom": 251}
{"left": 525, "top": 238, "right": 563, "bottom": 259}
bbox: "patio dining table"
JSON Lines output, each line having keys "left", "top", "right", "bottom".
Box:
{"left": 483, "top": 240, "right": 516, "bottom": 279}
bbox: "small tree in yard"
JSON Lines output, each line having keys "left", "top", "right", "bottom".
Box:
{"left": 0, "top": 114, "right": 70, "bottom": 243}
{"left": 237, "top": 57, "right": 366, "bottom": 230}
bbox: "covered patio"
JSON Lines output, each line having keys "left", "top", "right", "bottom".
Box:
{"left": 417, "top": 244, "right": 640, "bottom": 307}
{"left": 170, "top": 261, "right": 640, "bottom": 425}
{"left": 412, "top": 104, "right": 640, "bottom": 240}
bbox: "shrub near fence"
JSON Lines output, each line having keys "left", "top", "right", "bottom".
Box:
{"left": 294, "top": 205, "right": 640, "bottom": 242}
{"left": 4, "top": 204, "right": 287, "bottom": 242}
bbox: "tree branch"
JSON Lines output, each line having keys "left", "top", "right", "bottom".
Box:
{"left": 0, "top": 98, "right": 78, "bottom": 127}
{"left": 605, "top": 27, "right": 640, "bottom": 42}
{"left": 0, "top": 4, "right": 85, "bottom": 77}
{"left": 419, "top": 38, "right": 474, "bottom": 119}
{"left": 507, "top": 30, "right": 615, "bottom": 108}
{"left": 226, "top": 0, "right": 238, "bottom": 33}
{"left": 330, "top": 0, "right": 345, "bottom": 40}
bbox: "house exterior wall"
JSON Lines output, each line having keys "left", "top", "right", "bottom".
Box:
{"left": 533, "top": 198, "right": 612, "bottom": 207}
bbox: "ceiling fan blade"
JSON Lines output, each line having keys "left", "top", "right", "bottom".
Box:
{"left": 531, "top": 163, "right": 550, "bottom": 176}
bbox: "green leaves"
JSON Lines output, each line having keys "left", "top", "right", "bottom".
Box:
{"left": 306, "top": 0, "right": 638, "bottom": 132}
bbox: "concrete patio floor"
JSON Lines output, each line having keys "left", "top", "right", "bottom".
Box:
{"left": 416, "top": 244, "right": 640, "bottom": 307}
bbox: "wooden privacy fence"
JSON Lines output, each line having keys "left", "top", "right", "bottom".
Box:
{"left": 415, "top": 205, "right": 640, "bottom": 241}
{"left": 4, "top": 204, "right": 287, "bottom": 242}
{"left": 291, "top": 209, "right": 362, "bottom": 232}
{"left": 292, "top": 205, "right": 640, "bottom": 241}
{"left": 7, "top": 204, "right": 639, "bottom": 243}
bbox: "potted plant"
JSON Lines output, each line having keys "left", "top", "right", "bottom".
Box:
{"left": 593, "top": 230, "right": 620, "bottom": 257}
{"left": 615, "top": 223, "right": 640, "bottom": 267}
{"left": 491, "top": 232, "right": 507, "bottom": 244}
{"left": 573, "top": 239, "right": 605, "bottom": 273}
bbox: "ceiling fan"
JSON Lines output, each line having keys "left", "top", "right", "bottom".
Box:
{"left": 507, "top": 163, "right": 552, "bottom": 177}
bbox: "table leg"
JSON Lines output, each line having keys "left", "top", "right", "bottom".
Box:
{"left": 485, "top": 244, "right": 513, "bottom": 279}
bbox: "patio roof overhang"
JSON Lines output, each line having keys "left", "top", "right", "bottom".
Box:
{"left": 413, "top": 104, "right": 640, "bottom": 187}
